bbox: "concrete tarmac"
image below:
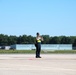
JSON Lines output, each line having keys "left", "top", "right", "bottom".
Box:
{"left": 0, "top": 54, "right": 76, "bottom": 75}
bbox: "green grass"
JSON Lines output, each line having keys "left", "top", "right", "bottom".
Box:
{"left": 0, "top": 50, "right": 35, "bottom": 54}
{"left": 42, "top": 50, "right": 76, "bottom": 54}
{"left": 0, "top": 50, "right": 76, "bottom": 54}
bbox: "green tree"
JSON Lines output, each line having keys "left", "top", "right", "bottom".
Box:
{"left": 73, "top": 39, "right": 76, "bottom": 47}
{"left": 8, "top": 35, "right": 17, "bottom": 45}
{"left": 42, "top": 35, "right": 50, "bottom": 44}
{"left": 49, "top": 36, "right": 60, "bottom": 44}
{"left": 0, "top": 34, "right": 8, "bottom": 46}
{"left": 60, "top": 36, "right": 72, "bottom": 44}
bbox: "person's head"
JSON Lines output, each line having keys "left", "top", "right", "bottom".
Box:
{"left": 36, "top": 32, "right": 40, "bottom": 36}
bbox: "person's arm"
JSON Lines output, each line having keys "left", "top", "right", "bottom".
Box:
{"left": 36, "top": 36, "right": 44, "bottom": 41}
{"left": 36, "top": 37, "right": 38, "bottom": 40}
{"left": 40, "top": 36, "right": 44, "bottom": 41}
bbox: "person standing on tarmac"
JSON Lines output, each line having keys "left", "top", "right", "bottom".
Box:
{"left": 35, "top": 32, "right": 44, "bottom": 58}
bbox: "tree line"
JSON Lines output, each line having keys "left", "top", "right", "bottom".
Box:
{"left": 0, "top": 34, "right": 76, "bottom": 47}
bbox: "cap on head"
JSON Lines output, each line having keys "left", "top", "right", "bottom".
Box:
{"left": 36, "top": 32, "right": 39, "bottom": 36}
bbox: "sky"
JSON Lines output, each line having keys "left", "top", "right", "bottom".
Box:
{"left": 0, "top": 0, "right": 76, "bottom": 36}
